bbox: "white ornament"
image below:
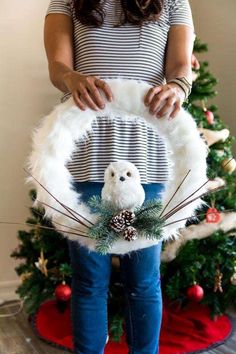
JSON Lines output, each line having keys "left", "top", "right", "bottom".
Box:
{"left": 231, "top": 268, "right": 236, "bottom": 285}
{"left": 198, "top": 128, "right": 230, "bottom": 147}
{"left": 101, "top": 161, "right": 145, "bottom": 211}
{"left": 25, "top": 78, "right": 208, "bottom": 255}
{"left": 206, "top": 177, "right": 225, "bottom": 191}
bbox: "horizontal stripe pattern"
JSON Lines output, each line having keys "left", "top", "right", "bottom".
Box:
{"left": 65, "top": 116, "right": 171, "bottom": 183}
{"left": 45, "top": 0, "right": 194, "bottom": 183}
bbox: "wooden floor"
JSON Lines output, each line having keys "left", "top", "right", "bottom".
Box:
{"left": 0, "top": 300, "right": 235, "bottom": 354}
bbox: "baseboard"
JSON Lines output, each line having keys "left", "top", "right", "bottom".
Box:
{"left": 0, "top": 279, "right": 21, "bottom": 301}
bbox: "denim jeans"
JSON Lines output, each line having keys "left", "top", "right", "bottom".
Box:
{"left": 68, "top": 181, "right": 165, "bottom": 354}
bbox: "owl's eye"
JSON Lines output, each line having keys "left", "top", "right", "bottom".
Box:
{"left": 127, "top": 171, "right": 131, "bottom": 177}
{"left": 111, "top": 171, "right": 115, "bottom": 177}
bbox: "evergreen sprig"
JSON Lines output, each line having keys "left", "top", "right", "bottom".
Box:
{"left": 133, "top": 199, "right": 164, "bottom": 240}
{"left": 87, "top": 196, "right": 165, "bottom": 254}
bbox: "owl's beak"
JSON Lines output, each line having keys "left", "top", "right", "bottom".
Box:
{"left": 119, "top": 176, "right": 125, "bottom": 181}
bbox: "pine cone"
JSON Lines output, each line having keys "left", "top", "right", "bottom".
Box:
{"left": 120, "top": 210, "right": 135, "bottom": 225}
{"left": 109, "top": 214, "right": 126, "bottom": 232}
{"left": 123, "top": 226, "right": 138, "bottom": 241}
{"left": 109, "top": 210, "right": 135, "bottom": 233}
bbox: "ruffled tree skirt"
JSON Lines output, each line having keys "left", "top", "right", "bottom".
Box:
{"left": 31, "top": 297, "right": 232, "bottom": 354}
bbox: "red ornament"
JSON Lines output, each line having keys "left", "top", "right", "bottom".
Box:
{"left": 204, "top": 110, "right": 214, "bottom": 124}
{"left": 187, "top": 284, "right": 204, "bottom": 302}
{"left": 55, "top": 281, "right": 71, "bottom": 301}
{"left": 206, "top": 207, "right": 221, "bottom": 223}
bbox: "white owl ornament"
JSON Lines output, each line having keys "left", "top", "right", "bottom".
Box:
{"left": 101, "top": 160, "right": 145, "bottom": 211}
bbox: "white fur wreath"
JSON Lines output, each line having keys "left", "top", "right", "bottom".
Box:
{"left": 26, "top": 78, "right": 208, "bottom": 255}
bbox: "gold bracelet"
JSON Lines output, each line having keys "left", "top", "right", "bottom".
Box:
{"left": 167, "top": 76, "right": 192, "bottom": 87}
{"left": 168, "top": 78, "right": 192, "bottom": 93}
{"left": 176, "top": 76, "right": 192, "bottom": 87}
{"left": 167, "top": 77, "right": 192, "bottom": 101}
{"left": 167, "top": 80, "right": 188, "bottom": 100}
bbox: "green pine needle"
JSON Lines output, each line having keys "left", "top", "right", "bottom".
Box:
{"left": 86, "top": 197, "right": 165, "bottom": 254}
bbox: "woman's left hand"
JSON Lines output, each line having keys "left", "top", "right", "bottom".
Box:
{"left": 144, "top": 83, "right": 185, "bottom": 120}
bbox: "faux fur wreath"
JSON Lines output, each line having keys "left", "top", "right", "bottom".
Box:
{"left": 26, "top": 78, "right": 208, "bottom": 255}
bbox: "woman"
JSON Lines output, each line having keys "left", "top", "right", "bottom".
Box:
{"left": 44, "top": 1, "right": 195, "bottom": 353}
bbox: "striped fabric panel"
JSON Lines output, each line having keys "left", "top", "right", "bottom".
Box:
{"left": 45, "top": 0, "right": 195, "bottom": 183}
{"left": 65, "top": 116, "right": 171, "bottom": 183}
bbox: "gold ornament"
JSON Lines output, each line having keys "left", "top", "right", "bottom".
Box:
{"left": 221, "top": 158, "right": 236, "bottom": 174}
{"left": 21, "top": 271, "right": 32, "bottom": 282}
{"left": 213, "top": 266, "right": 223, "bottom": 293}
{"left": 35, "top": 249, "right": 48, "bottom": 277}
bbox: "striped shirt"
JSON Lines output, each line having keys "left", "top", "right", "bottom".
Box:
{"left": 45, "top": 0, "right": 195, "bottom": 183}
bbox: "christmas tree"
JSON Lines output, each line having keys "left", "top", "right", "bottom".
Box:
{"left": 160, "top": 38, "right": 236, "bottom": 318}
{"left": 11, "top": 38, "right": 236, "bottom": 340}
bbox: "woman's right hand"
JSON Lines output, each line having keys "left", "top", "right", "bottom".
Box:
{"left": 63, "top": 71, "right": 113, "bottom": 111}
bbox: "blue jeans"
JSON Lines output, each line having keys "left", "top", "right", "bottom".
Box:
{"left": 68, "top": 182, "right": 165, "bottom": 354}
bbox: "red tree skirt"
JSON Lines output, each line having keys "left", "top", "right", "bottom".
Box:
{"left": 31, "top": 298, "right": 232, "bottom": 354}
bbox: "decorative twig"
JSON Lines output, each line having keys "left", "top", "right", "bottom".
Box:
{"left": 27, "top": 206, "right": 86, "bottom": 233}
{"left": 159, "top": 169, "right": 191, "bottom": 218}
{"left": 59, "top": 203, "right": 95, "bottom": 226}
{"left": 0, "top": 221, "right": 90, "bottom": 238}
{"left": 36, "top": 199, "right": 91, "bottom": 229}
{"left": 23, "top": 168, "right": 94, "bottom": 227}
{"left": 163, "top": 209, "right": 235, "bottom": 227}
{"left": 162, "top": 185, "right": 225, "bottom": 221}
{"left": 161, "top": 157, "right": 234, "bottom": 220}
{"left": 135, "top": 170, "right": 191, "bottom": 218}
{"left": 161, "top": 180, "right": 210, "bottom": 220}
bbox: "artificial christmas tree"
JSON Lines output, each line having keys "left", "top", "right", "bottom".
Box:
{"left": 160, "top": 38, "right": 236, "bottom": 320}
{"left": 10, "top": 37, "right": 236, "bottom": 349}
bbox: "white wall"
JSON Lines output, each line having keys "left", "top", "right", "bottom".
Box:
{"left": 0, "top": 0, "right": 61, "bottom": 299}
{"left": 189, "top": 0, "right": 236, "bottom": 153}
{"left": 0, "top": 1, "right": 235, "bottom": 300}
